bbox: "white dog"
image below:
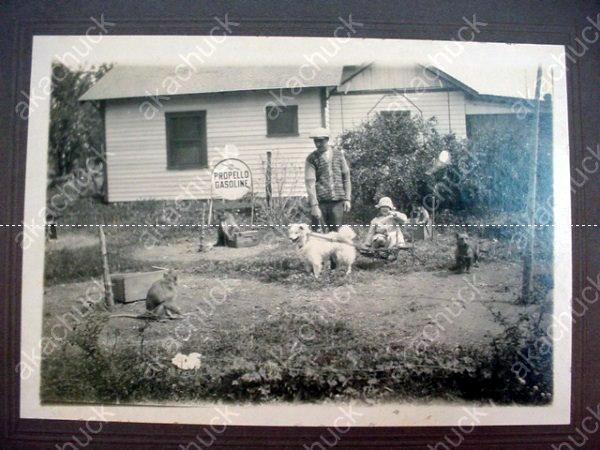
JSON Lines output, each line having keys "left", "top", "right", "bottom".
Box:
{"left": 288, "top": 224, "right": 357, "bottom": 279}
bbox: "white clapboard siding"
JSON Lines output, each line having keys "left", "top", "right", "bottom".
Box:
{"left": 465, "top": 99, "right": 518, "bottom": 115}
{"left": 328, "top": 90, "right": 467, "bottom": 139}
{"left": 105, "top": 89, "right": 322, "bottom": 202}
{"left": 340, "top": 65, "right": 444, "bottom": 92}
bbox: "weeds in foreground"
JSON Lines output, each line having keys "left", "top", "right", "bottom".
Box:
{"left": 42, "top": 307, "right": 552, "bottom": 405}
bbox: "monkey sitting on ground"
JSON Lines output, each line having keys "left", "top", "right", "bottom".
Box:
{"left": 450, "top": 232, "right": 479, "bottom": 273}
{"left": 145, "top": 269, "right": 182, "bottom": 318}
{"left": 110, "top": 269, "right": 183, "bottom": 321}
{"left": 215, "top": 212, "right": 240, "bottom": 247}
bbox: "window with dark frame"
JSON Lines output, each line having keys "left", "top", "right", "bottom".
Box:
{"left": 379, "top": 110, "right": 411, "bottom": 120}
{"left": 266, "top": 105, "right": 298, "bottom": 136}
{"left": 165, "top": 111, "right": 208, "bottom": 169}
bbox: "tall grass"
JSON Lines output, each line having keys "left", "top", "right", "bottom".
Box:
{"left": 41, "top": 308, "right": 552, "bottom": 405}
{"left": 57, "top": 197, "right": 212, "bottom": 226}
{"left": 44, "top": 246, "right": 149, "bottom": 285}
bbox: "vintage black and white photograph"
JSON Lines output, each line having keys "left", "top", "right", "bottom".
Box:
{"left": 19, "top": 31, "right": 572, "bottom": 426}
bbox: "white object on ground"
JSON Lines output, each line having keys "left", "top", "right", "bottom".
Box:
{"left": 171, "top": 352, "right": 202, "bottom": 370}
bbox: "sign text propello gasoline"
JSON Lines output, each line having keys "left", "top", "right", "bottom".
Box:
{"left": 213, "top": 169, "right": 251, "bottom": 189}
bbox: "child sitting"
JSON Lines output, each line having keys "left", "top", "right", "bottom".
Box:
{"left": 362, "top": 197, "right": 408, "bottom": 249}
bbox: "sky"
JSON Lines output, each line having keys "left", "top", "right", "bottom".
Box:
{"left": 35, "top": 35, "right": 565, "bottom": 99}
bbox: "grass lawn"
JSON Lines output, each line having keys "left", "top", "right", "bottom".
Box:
{"left": 41, "top": 218, "right": 554, "bottom": 405}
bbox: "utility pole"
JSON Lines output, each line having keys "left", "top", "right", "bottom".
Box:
{"left": 520, "top": 66, "right": 543, "bottom": 304}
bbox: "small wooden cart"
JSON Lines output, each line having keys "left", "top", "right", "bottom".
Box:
{"left": 228, "top": 230, "right": 260, "bottom": 248}
{"left": 357, "top": 227, "right": 418, "bottom": 262}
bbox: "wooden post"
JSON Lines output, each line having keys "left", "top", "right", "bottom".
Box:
{"left": 520, "top": 66, "right": 543, "bottom": 304}
{"left": 266, "top": 151, "right": 272, "bottom": 208}
{"left": 431, "top": 186, "right": 437, "bottom": 241}
{"left": 98, "top": 225, "right": 114, "bottom": 310}
{"left": 431, "top": 198, "right": 436, "bottom": 241}
{"left": 250, "top": 191, "right": 255, "bottom": 226}
{"left": 199, "top": 202, "right": 206, "bottom": 252}
{"left": 207, "top": 198, "right": 213, "bottom": 225}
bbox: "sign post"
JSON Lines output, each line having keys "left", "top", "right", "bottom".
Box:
{"left": 210, "top": 158, "right": 254, "bottom": 225}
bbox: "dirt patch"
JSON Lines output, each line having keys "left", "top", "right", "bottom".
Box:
{"left": 42, "top": 229, "right": 540, "bottom": 352}
{"left": 45, "top": 232, "right": 99, "bottom": 251}
{"left": 131, "top": 239, "right": 270, "bottom": 264}
{"left": 41, "top": 251, "right": 551, "bottom": 404}
{"left": 43, "top": 260, "right": 537, "bottom": 351}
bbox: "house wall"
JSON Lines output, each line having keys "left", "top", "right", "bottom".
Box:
{"left": 328, "top": 90, "right": 468, "bottom": 139}
{"left": 339, "top": 65, "right": 444, "bottom": 92}
{"left": 104, "top": 89, "right": 322, "bottom": 202}
{"left": 465, "top": 99, "right": 517, "bottom": 115}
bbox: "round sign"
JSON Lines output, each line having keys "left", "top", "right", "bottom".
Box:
{"left": 211, "top": 158, "right": 253, "bottom": 200}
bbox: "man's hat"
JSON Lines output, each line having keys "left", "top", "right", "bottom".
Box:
{"left": 309, "top": 127, "right": 330, "bottom": 139}
{"left": 375, "top": 197, "right": 395, "bottom": 209}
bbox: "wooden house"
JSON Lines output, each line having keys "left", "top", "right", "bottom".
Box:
{"left": 80, "top": 64, "right": 546, "bottom": 202}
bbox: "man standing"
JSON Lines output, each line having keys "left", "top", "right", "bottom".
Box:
{"left": 305, "top": 127, "right": 352, "bottom": 232}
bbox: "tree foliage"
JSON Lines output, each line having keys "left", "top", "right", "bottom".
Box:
{"left": 338, "top": 109, "right": 553, "bottom": 220}
{"left": 461, "top": 113, "right": 553, "bottom": 217}
{"left": 49, "top": 62, "right": 112, "bottom": 181}
{"left": 337, "top": 113, "right": 465, "bottom": 220}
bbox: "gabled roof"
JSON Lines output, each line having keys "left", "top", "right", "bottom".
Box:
{"left": 422, "top": 66, "right": 479, "bottom": 96}
{"left": 80, "top": 63, "right": 545, "bottom": 108}
{"left": 80, "top": 65, "right": 343, "bottom": 101}
{"left": 339, "top": 63, "right": 373, "bottom": 86}
{"left": 422, "top": 65, "right": 551, "bottom": 110}
{"left": 423, "top": 65, "right": 547, "bottom": 101}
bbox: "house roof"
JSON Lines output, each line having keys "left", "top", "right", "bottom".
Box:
{"left": 79, "top": 65, "right": 344, "bottom": 101}
{"left": 422, "top": 65, "right": 551, "bottom": 110}
{"left": 422, "top": 66, "right": 479, "bottom": 96}
{"left": 80, "top": 63, "right": 546, "bottom": 108}
{"left": 423, "top": 65, "right": 546, "bottom": 101}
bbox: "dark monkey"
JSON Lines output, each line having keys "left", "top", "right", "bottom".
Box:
{"left": 451, "top": 232, "right": 479, "bottom": 273}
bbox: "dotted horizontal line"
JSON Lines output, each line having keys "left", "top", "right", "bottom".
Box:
{"left": 1, "top": 224, "right": 598, "bottom": 228}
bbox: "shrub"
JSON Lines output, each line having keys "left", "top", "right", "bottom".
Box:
{"left": 338, "top": 113, "right": 457, "bottom": 221}
{"left": 462, "top": 113, "right": 553, "bottom": 216}
{"left": 256, "top": 150, "right": 308, "bottom": 228}
{"left": 338, "top": 109, "right": 553, "bottom": 223}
